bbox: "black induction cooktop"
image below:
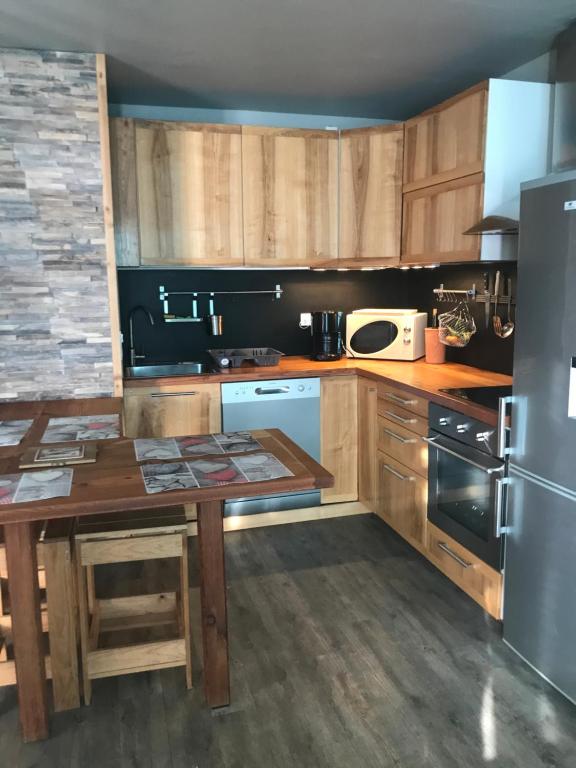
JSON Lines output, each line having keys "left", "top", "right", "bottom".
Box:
{"left": 439, "top": 385, "right": 513, "bottom": 412}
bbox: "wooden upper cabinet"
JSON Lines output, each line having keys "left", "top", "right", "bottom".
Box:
{"left": 242, "top": 126, "right": 338, "bottom": 266}
{"left": 339, "top": 125, "right": 403, "bottom": 263}
{"left": 402, "top": 173, "right": 483, "bottom": 263}
{"left": 109, "top": 118, "right": 140, "bottom": 266}
{"left": 135, "top": 121, "right": 243, "bottom": 266}
{"left": 403, "top": 83, "right": 487, "bottom": 192}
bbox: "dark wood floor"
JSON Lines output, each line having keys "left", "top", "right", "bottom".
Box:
{"left": 1, "top": 514, "right": 575, "bottom": 767}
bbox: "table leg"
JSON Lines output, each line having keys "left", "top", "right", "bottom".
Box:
{"left": 4, "top": 522, "right": 49, "bottom": 741}
{"left": 196, "top": 499, "right": 229, "bottom": 708}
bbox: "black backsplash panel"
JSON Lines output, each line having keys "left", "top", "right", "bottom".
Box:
{"left": 118, "top": 263, "right": 516, "bottom": 375}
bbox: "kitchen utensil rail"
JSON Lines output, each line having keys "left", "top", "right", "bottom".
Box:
{"left": 159, "top": 284, "right": 283, "bottom": 323}
{"left": 160, "top": 286, "right": 283, "bottom": 299}
{"left": 432, "top": 283, "right": 515, "bottom": 312}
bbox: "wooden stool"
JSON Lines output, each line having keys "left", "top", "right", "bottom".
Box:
{"left": 74, "top": 507, "right": 192, "bottom": 704}
{"left": 0, "top": 520, "right": 80, "bottom": 711}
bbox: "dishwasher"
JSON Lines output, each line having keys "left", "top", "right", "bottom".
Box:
{"left": 221, "top": 378, "right": 321, "bottom": 516}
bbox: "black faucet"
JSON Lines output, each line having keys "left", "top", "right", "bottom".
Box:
{"left": 128, "top": 305, "right": 155, "bottom": 368}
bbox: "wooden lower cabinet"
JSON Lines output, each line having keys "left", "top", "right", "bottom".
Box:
{"left": 367, "top": 382, "right": 502, "bottom": 618}
{"left": 357, "top": 377, "right": 378, "bottom": 510}
{"left": 377, "top": 415, "right": 428, "bottom": 477}
{"left": 376, "top": 381, "right": 429, "bottom": 419}
{"left": 426, "top": 523, "right": 503, "bottom": 620}
{"left": 376, "top": 451, "right": 427, "bottom": 551}
{"left": 376, "top": 397, "right": 428, "bottom": 437}
{"left": 123, "top": 383, "right": 222, "bottom": 438}
{"left": 320, "top": 376, "right": 358, "bottom": 503}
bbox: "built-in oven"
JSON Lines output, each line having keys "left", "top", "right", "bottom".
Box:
{"left": 424, "top": 403, "right": 508, "bottom": 570}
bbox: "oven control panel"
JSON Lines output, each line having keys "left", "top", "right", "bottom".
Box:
{"left": 429, "top": 404, "right": 499, "bottom": 456}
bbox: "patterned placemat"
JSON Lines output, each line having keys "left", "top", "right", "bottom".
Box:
{"left": 0, "top": 419, "right": 33, "bottom": 447}
{"left": 134, "top": 432, "right": 262, "bottom": 461}
{"left": 0, "top": 468, "right": 74, "bottom": 505}
{"left": 41, "top": 414, "right": 120, "bottom": 444}
{"left": 141, "top": 453, "right": 293, "bottom": 494}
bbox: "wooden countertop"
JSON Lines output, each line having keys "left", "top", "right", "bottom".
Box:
{"left": 124, "top": 356, "right": 512, "bottom": 424}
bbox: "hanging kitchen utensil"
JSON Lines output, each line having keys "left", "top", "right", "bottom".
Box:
{"left": 497, "top": 277, "right": 515, "bottom": 338}
{"left": 484, "top": 272, "right": 493, "bottom": 330}
{"left": 492, "top": 271, "right": 504, "bottom": 336}
{"left": 438, "top": 301, "right": 477, "bottom": 347}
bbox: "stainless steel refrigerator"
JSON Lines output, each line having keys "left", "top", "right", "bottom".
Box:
{"left": 504, "top": 171, "right": 576, "bottom": 704}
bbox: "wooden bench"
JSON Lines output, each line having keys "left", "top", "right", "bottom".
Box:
{"left": 74, "top": 507, "right": 192, "bottom": 704}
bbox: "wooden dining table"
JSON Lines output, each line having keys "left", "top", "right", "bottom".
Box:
{"left": 0, "top": 397, "right": 333, "bottom": 742}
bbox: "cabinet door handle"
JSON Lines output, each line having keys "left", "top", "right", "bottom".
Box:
{"left": 383, "top": 428, "right": 416, "bottom": 445}
{"left": 437, "top": 541, "right": 472, "bottom": 569}
{"left": 383, "top": 409, "right": 417, "bottom": 425}
{"left": 150, "top": 392, "right": 198, "bottom": 398}
{"left": 382, "top": 463, "right": 414, "bottom": 482}
{"left": 384, "top": 392, "right": 417, "bottom": 407}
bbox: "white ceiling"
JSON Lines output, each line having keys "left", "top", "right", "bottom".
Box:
{"left": 0, "top": 0, "right": 574, "bottom": 117}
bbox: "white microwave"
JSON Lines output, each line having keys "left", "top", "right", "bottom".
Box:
{"left": 345, "top": 309, "right": 427, "bottom": 361}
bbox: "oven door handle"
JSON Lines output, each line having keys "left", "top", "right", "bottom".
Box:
{"left": 422, "top": 436, "right": 505, "bottom": 475}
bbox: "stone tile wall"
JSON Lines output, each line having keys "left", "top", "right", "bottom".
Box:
{"left": 0, "top": 49, "right": 114, "bottom": 400}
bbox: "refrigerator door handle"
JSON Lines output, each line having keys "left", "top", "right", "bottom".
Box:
{"left": 495, "top": 477, "right": 511, "bottom": 537}
{"left": 497, "top": 395, "right": 513, "bottom": 458}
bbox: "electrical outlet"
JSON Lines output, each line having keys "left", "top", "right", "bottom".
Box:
{"left": 299, "top": 312, "right": 312, "bottom": 329}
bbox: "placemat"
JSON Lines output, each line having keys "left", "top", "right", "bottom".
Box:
{"left": 0, "top": 468, "right": 74, "bottom": 505}
{"left": 0, "top": 419, "right": 33, "bottom": 447}
{"left": 41, "top": 414, "right": 120, "bottom": 444}
{"left": 134, "top": 432, "right": 262, "bottom": 461}
{"left": 141, "top": 452, "right": 292, "bottom": 494}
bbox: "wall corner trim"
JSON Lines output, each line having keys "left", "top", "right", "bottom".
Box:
{"left": 96, "top": 53, "right": 124, "bottom": 397}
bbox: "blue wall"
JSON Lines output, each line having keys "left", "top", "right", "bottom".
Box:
{"left": 109, "top": 103, "right": 397, "bottom": 129}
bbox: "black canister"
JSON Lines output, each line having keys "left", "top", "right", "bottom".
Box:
{"left": 310, "top": 310, "right": 344, "bottom": 361}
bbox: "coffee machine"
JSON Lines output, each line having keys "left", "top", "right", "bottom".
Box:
{"left": 310, "top": 310, "right": 344, "bottom": 361}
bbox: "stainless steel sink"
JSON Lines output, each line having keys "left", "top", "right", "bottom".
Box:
{"left": 125, "top": 362, "right": 214, "bottom": 378}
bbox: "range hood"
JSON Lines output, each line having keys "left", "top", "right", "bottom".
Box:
{"left": 463, "top": 216, "right": 519, "bottom": 236}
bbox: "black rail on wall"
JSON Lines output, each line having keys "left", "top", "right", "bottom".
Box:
{"left": 117, "top": 263, "right": 516, "bottom": 375}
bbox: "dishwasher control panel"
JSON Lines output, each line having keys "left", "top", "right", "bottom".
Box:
{"left": 221, "top": 378, "right": 320, "bottom": 403}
